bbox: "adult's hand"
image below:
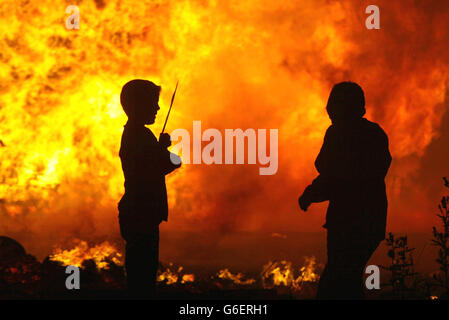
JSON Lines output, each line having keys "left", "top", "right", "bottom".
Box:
{"left": 298, "top": 193, "right": 311, "bottom": 212}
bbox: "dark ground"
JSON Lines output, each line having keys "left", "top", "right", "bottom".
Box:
{"left": 0, "top": 232, "right": 446, "bottom": 300}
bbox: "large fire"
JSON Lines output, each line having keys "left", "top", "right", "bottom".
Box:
{"left": 0, "top": 1, "right": 448, "bottom": 263}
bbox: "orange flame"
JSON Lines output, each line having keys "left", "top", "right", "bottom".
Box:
{"left": 49, "top": 240, "right": 123, "bottom": 269}
{"left": 157, "top": 262, "right": 194, "bottom": 285}
{"left": 261, "top": 256, "right": 320, "bottom": 290}
{"left": 217, "top": 268, "right": 256, "bottom": 285}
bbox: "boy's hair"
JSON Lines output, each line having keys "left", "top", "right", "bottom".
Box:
{"left": 120, "top": 79, "right": 161, "bottom": 118}
{"left": 326, "top": 82, "right": 366, "bottom": 121}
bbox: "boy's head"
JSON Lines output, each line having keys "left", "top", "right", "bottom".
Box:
{"left": 120, "top": 79, "right": 161, "bottom": 124}
{"left": 326, "top": 82, "right": 365, "bottom": 124}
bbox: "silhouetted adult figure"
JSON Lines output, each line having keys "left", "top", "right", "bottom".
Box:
{"left": 118, "top": 80, "right": 181, "bottom": 299}
{"left": 298, "top": 82, "right": 391, "bottom": 299}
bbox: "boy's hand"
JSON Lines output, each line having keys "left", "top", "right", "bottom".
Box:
{"left": 159, "top": 133, "right": 172, "bottom": 148}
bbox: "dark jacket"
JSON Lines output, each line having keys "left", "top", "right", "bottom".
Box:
{"left": 118, "top": 121, "right": 180, "bottom": 234}
{"left": 303, "top": 118, "right": 391, "bottom": 241}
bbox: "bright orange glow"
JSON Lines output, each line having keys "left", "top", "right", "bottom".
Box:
{"left": 0, "top": 0, "right": 448, "bottom": 259}
{"left": 261, "top": 257, "right": 320, "bottom": 290}
{"left": 49, "top": 240, "right": 122, "bottom": 269}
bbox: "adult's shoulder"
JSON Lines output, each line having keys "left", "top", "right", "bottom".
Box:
{"left": 363, "top": 118, "right": 386, "bottom": 133}
{"left": 324, "top": 124, "right": 336, "bottom": 135}
{"left": 321, "top": 125, "right": 336, "bottom": 143}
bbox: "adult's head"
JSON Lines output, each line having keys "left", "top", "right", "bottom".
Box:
{"left": 326, "top": 82, "right": 365, "bottom": 125}
{"left": 120, "top": 79, "right": 161, "bottom": 125}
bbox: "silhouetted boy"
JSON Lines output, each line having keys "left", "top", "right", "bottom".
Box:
{"left": 298, "top": 82, "right": 391, "bottom": 299}
{"left": 118, "top": 79, "right": 181, "bottom": 298}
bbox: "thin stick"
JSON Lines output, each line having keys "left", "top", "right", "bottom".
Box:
{"left": 161, "top": 81, "right": 179, "bottom": 134}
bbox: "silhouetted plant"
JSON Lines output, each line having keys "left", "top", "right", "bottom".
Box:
{"left": 430, "top": 177, "right": 449, "bottom": 293}
{"left": 381, "top": 233, "right": 417, "bottom": 299}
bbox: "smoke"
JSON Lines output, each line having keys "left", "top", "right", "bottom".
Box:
{"left": 0, "top": 0, "right": 448, "bottom": 257}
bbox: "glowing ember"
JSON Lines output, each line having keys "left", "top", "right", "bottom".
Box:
{"left": 296, "top": 256, "right": 320, "bottom": 284}
{"left": 49, "top": 240, "right": 123, "bottom": 269}
{"left": 157, "top": 262, "right": 194, "bottom": 285}
{"left": 261, "top": 257, "right": 319, "bottom": 290}
{"left": 261, "top": 260, "right": 294, "bottom": 287}
{"left": 271, "top": 233, "right": 288, "bottom": 239}
{"left": 217, "top": 268, "right": 256, "bottom": 285}
{"left": 181, "top": 273, "right": 195, "bottom": 284}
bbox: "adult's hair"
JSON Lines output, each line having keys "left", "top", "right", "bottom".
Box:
{"left": 120, "top": 79, "right": 161, "bottom": 118}
{"left": 326, "top": 82, "right": 366, "bottom": 121}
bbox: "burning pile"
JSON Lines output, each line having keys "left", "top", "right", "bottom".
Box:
{"left": 0, "top": 236, "right": 320, "bottom": 298}
{"left": 261, "top": 257, "right": 319, "bottom": 290}
{"left": 49, "top": 239, "right": 123, "bottom": 270}
{"left": 217, "top": 269, "right": 256, "bottom": 285}
{"left": 158, "top": 262, "right": 195, "bottom": 285}
{"left": 0, "top": 237, "right": 128, "bottom": 297}
{"left": 0, "top": 236, "right": 41, "bottom": 298}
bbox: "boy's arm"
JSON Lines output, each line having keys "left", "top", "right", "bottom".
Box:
{"left": 159, "top": 148, "right": 181, "bottom": 174}
{"left": 158, "top": 133, "right": 181, "bottom": 175}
